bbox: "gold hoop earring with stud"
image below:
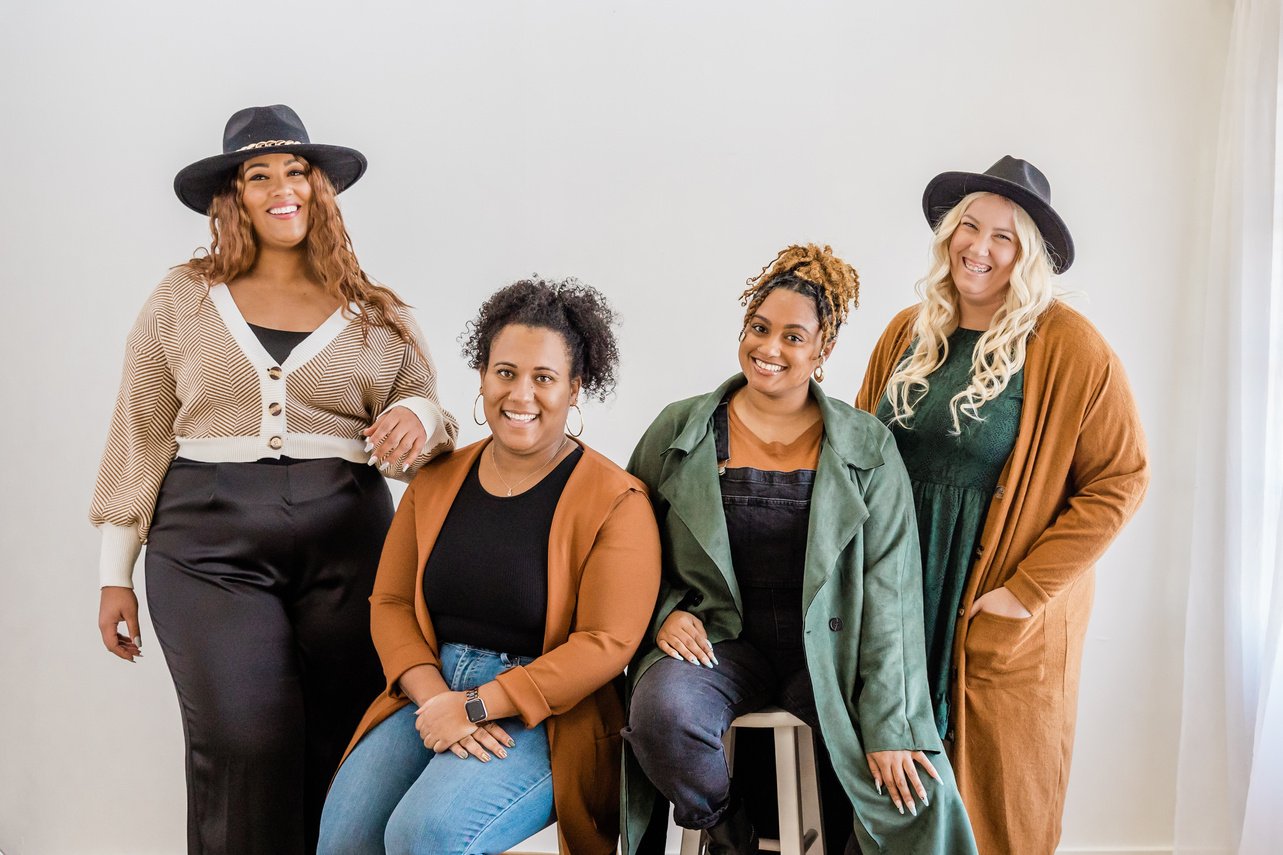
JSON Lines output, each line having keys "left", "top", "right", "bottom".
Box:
{"left": 472, "top": 392, "right": 487, "bottom": 426}
{"left": 567, "top": 404, "right": 585, "bottom": 438}
{"left": 813, "top": 363, "right": 826, "bottom": 383}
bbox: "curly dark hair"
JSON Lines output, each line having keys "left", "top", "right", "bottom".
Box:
{"left": 460, "top": 277, "right": 621, "bottom": 401}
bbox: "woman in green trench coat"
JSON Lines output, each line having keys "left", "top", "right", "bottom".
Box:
{"left": 620, "top": 244, "right": 976, "bottom": 854}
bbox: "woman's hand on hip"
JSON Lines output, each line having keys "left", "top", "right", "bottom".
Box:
{"left": 364, "top": 406, "right": 426, "bottom": 473}
{"left": 865, "top": 750, "right": 941, "bottom": 816}
{"left": 968, "top": 586, "right": 1032, "bottom": 620}
{"left": 98, "top": 586, "right": 142, "bottom": 662}
{"left": 657, "top": 609, "right": 717, "bottom": 668}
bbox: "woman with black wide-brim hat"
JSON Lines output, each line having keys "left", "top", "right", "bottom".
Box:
{"left": 90, "top": 104, "right": 458, "bottom": 855}
{"left": 856, "top": 157, "right": 1149, "bottom": 853}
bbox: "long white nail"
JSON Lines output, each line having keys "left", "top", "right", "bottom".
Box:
{"left": 364, "top": 440, "right": 374, "bottom": 452}
{"left": 368, "top": 455, "right": 379, "bottom": 466}
{"left": 922, "top": 794, "right": 929, "bottom": 807}
{"left": 908, "top": 802, "right": 917, "bottom": 816}
{"left": 132, "top": 636, "right": 142, "bottom": 647}
{"left": 897, "top": 803, "right": 904, "bottom": 815}
{"left": 876, "top": 782, "right": 882, "bottom": 795}
{"left": 402, "top": 463, "right": 410, "bottom": 472}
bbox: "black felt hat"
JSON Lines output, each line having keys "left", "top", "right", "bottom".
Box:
{"left": 173, "top": 104, "right": 367, "bottom": 215}
{"left": 922, "top": 155, "right": 1074, "bottom": 273}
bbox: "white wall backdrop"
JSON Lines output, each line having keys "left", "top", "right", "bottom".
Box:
{"left": 0, "top": 2, "right": 1230, "bottom": 853}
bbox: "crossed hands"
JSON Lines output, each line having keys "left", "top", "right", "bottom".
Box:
{"left": 414, "top": 690, "right": 515, "bottom": 763}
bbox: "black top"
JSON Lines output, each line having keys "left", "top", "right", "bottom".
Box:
{"left": 248, "top": 322, "right": 311, "bottom": 366}
{"left": 423, "top": 445, "right": 583, "bottom": 658}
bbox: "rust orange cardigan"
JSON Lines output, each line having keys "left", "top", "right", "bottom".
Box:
{"left": 340, "top": 438, "right": 661, "bottom": 855}
{"left": 856, "top": 302, "right": 1149, "bottom": 855}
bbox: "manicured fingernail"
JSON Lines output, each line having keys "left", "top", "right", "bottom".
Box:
{"left": 132, "top": 636, "right": 142, "bottom": 647}
{"left": 507, "top": 739, "right": 516, "bottom": 748}
{"left": 922, "top": 794, "right": 929, "bottom": 807}
{"left": 669, "top": 651, "right": 682, "bottom": 660}
{"left": 711, "top": 655, "right": 720, "bottom": 666}
{"left": 876, "top": 782, "right": 882, "bottom": 795}
{"left": 908, "top": 801, "right": 917, "bottom": 816}
{"left": 364, "top": 441, "right": 374, "bottom": 452}
{"left": 368, "top": 455, "right": 378, "bottom": 466}
{"left": 380, "top": 461, "right": 391, "bottom": 472}
{"left": 496, "top": 749, "right": 507, "bottom": 759}
{"left": 704, "top": 662, "right": 714, "bottom": 669}
{"left": 481, "top": 753, "right": 490, "bottom": 762}
{"left": 402, "top": 463, "right": 410, "bottom": 472}
{"left": 687, "top": 657, "right": 698, "bottom": 665}
{"left": 897, "top": 803, "right": 904, "bottom": 815}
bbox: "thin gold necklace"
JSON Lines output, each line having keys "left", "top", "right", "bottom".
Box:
{"left": 490, "top": 436, "right": 569, "bottom": 496}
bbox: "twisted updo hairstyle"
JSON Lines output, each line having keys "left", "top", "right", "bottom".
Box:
{"left": 461, "top": 277, "right": 621, "bottom": 402}
{"left": 740, "top": 243, "right": 861, "bottom": 345}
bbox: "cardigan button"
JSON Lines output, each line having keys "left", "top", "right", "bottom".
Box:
{"left": 994, "top": 485, "right": 1006, "bottom": 499}
{"left": 828, "top": 618, "right": 843, "bottom": 632}
{"left": 957, "top": 608, "right": 966, "bottom": 618}
{"left": 268, "top": 402, "right": 282, "bottom": 416}
{"left": 267, "top": 366, "right": 282, "bottom": 380}
{"left": 268, "top": 436, "right": 283, "bottom": 450}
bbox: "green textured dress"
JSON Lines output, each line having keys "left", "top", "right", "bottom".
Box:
{"left": 875, "top": 327, "right": 1023, "bottom": 739}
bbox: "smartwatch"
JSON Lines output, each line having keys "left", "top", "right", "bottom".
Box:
{"left": 464, "top": 687, "right": 488, "bottom": 724}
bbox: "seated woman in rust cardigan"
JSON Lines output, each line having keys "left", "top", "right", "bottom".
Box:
{"left": 317, "top": 278, "right": 662, "bottom": 855}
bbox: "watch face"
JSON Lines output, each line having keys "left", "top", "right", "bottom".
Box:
{"left": 465, "top": 697, "right": 487, "bottom": 723}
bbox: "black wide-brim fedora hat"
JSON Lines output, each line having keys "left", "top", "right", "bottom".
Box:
{"left": 173, "top": 104, "right": 367, "bottom": 215}
{"left": 922, "top": 155, "right": 1074, "bottom": 273}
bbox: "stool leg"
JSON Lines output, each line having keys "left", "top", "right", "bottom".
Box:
{"left": 774, "top": 726, "right": 805, "bottom": 855}
{"left": 680, "top": 827, "right": 704, "bottom": 855}
{"left": 797, "top": 726, "right": 825, "bottom": 854}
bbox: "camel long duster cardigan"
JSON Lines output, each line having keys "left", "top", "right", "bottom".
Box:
{"left": 856, "top": 302, "right": 1149, "bottom": 855}
{"left": 340, "top": 438, "right": 662, "bottom": 855}
{"left": 621, "top": 376, "right": 978, "bottom": 855}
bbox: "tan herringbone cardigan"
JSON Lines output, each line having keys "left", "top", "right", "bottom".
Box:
{"left": 90, "top": 267, "right": 458, "bottom": 587}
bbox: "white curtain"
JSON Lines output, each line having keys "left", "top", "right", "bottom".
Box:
{"left": 1175, "top": 1, "right": 1283, "bottom": 853}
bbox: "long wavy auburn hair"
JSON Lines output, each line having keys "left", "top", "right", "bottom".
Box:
{"left": 183, "top": 156, "right": 414, "bottom": 345}
{"left": 884, "top": 192, "right": 1056, "bottom": 434}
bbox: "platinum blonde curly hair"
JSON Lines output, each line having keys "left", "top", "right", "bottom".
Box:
{"left": 885, "top": 192, "right": 1057, "bottom": 433}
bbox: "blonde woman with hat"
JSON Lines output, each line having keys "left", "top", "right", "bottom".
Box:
{"left": 90, "top": 104, "right": 457, "bottom": 855}
{"left": 856, "top": 156, "right": 1149, "bottom": 854}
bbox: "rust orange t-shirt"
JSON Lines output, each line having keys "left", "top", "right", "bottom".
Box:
{"left": 726, "top": 400, "right": 823, "bottom": 472}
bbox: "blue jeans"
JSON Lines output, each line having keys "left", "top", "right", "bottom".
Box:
{"left": 317, "top": 643, "right": 555, "bottom": 855}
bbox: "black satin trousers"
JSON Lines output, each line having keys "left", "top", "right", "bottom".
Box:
{"left": 145, "top": 457, "right": 392, "bottom": 855}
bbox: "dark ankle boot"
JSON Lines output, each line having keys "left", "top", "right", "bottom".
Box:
{"left": 703, "top": 796, "right": 758, "bottom": 855}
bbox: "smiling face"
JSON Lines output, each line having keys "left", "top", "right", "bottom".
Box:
{"left": 948, "top": 194, "right": 1019, "bottom": 321}
{"left": 239, "top": 152, "right": 313, "bottom": 250}
{"left": 481, "top": 324, "right": 581, "bottom": 459}
{"left": 738, "top": 287, "right": 831, "bottom": 400}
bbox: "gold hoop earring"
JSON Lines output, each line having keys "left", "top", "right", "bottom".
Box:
{"left": 472, "top": 392, "right": 487, "bottom": 426}
{"left": 813, "top": 363, "right": 826, "bottom": 383}
{"left": 567, "top": 404, "right": 584, "bottom": 438}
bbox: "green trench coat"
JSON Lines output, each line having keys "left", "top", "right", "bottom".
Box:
{"left": 621, "top": 376, "right": 977, "bottom": 854}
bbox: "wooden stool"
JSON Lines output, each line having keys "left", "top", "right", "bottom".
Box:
{"left": 680, "top": 707, "right": 825, "bottom": 855}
